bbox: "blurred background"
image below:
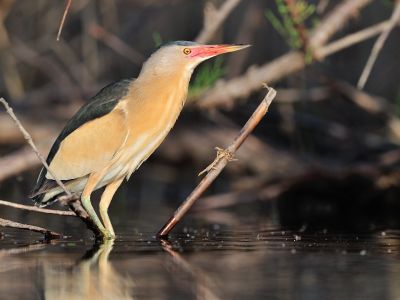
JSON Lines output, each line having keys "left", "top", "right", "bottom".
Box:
{"left": 2, "top": 1, "right": 400, "bottom": 299}
{"left": 0, "top": 0, "right": 400, "bottom": 235}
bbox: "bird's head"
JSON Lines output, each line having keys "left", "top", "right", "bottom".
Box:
{"left": 139, "top": 41, "right": 250, "bottom": 79}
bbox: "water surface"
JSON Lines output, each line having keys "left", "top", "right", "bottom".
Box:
{"left": 1, "top": 169, "right": 400, "bottom": 299}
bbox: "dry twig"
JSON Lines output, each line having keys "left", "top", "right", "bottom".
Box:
{"left": 0, "top": 218, "right": 62, "bottom": 239}
{"left": 0, "top": 200, "right": 75, "bottom": 216}
{"left": 157, "top": 86, "right": 277, "bottom": 238}
{"left": 357, "top": 3, "right": 400, "bottom": 89}
{"left": 316, "top": 19, "right": 393, "bottom": 58}
{"left": 57, "top": 0, "right": 72, "bottom": 41}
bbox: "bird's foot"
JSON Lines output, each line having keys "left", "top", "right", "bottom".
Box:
{"left": 101, "top": 229, "right": 116, "bottom": 241}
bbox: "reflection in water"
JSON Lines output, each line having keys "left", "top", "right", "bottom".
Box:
{"left": 161, "top": 240, "right": 221, "bottom": 300}
{"left": 43, "top": 241, "right": 134, "bottom": 300}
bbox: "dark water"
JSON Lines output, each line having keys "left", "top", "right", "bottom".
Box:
{"left": 1, "top": 168, "right": 400, "bottom": 299}
{"left": 1, "top": 221, "right": 400, "bottom": 299}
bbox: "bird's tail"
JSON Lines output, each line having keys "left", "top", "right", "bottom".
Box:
{"left": 30, "top": 181, "right": 65, "bottom": 208}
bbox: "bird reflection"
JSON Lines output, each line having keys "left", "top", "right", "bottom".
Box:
{"left": 43, "top": 240, "right": 134, "bottom": 300}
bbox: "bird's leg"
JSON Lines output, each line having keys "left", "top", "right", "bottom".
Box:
{"left": 81, "top": 172, "right": 109, "bottom": 239}
{"left": 99, "top": 178, "right": 123, "bottom": 239}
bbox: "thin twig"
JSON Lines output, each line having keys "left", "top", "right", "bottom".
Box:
{"left": 57, "top": 0, "right": 72, "bottom": 41}
{"left": 310, "top": 0, "right": 373, "bottom": 49}
{"left": 157, "top": 86, "right": 277, "bottom": 238}
{"left": 357, "top": 3, "right": 400, "bottom": 89}
{"left": 0, "top": 200, "right": 76, "bottom": 216}
{"left": 0, "top": 217, "right": 62, "bottom": 239}
{"left": 0, "top": 98, "right": 71, "bottom": 196}
{"left": 195, "top": 0, "right": 242, "bottom": 43}
{"left": 316, "top": 20, "right": 391, "bottom": 58}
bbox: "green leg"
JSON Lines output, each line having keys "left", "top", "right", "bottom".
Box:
{"left": 81, "top": 195, "right": 110, "bottom": 238}
{"left": 99, "top": 178, "right": 123, "bottom": 240}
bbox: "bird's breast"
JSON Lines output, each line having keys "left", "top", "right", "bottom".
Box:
{"left": 113, "top": 77, "right": 188, "bottom": 179}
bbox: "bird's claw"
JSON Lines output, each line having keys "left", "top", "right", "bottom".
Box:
{"left": 101, "top": 229, "right": 116, "bottom": 241}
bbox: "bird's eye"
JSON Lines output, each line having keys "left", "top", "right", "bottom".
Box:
{"left": 183, "top": 48, "right": 191, "bottom": 55}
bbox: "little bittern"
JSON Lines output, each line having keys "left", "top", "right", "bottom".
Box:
{"left": 31, "top": 41, "right": 249, "bottom": 239}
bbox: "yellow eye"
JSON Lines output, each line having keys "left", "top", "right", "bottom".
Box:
{"left": 183, "top": 48, "right": 191, "bottom": 55}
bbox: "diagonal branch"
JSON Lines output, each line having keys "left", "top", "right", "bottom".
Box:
{"left": 57, "top": 0, "right": 72, "bottom": 41}
{"left": 157, "top": 86, "right": 277, "bottom": 238}
{"left": 357, "top": 3, "right": 400, "bottom": 89}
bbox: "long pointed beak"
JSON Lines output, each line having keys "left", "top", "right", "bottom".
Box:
{"left": 190, "top": 44, "right": 251, "bottom": 58}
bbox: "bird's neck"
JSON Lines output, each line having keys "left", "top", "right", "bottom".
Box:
{"left": 133, "top": 64, "right": 193, "bottom": 104}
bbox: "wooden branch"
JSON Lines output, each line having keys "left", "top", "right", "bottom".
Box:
{"left": 57, "top": 0, "right": 72, "bottom": 41}
{"left": 309, "top": 0, "right": 373, "bottom": 49}
{"left": 316, "top": 20, "right": 392, "bottom": 58}
{"left": 0, "top": 218, "right": 62, "bottom": 239}
{"left": 357, "top": 3, "right": 400, "bottom": 89}
{"left": 157, "top": 86, "right": 277, "bottom": 238}
{"left": 195, "top": 0, "right": 242, "bottom": 43}
{"left": 0, "top": 200, "right": 76, "bottom": 216}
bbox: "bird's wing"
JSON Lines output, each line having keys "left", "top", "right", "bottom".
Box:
{"left": 46, "top": 108, "right": 128, "bottom": 180}
{"left": 32, "top": 79, "right": 134, "bottom": 191}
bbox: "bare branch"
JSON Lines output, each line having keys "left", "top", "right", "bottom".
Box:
{"left": 157, "top": 86, "right": 277, "bottom": 238}
{"left": 0, "top": 200, "right": 76, "bottom": 217}
{"left": 310, "top": 0, "right": 373, "bottom": 49}
{"left": 316, "top": 20, "right": 391, "bottom": 58}
{"left": 357, "top": 3, "right": 400, "bottom": 89}
{"left": 57, "top": 0, "right": 72, "bottom": 41}
{"left": 0, "top": 218, "right": 62, "bottom": 239}
{"left": 195, "top": 0, "right": 242, "bottom": 43}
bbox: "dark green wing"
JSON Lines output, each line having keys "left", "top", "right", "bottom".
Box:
{"left": 31, "top": 78, "right": 134, "bottom": 204}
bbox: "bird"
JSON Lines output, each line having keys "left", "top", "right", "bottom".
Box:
{"left": 30, "top": 41, "right": 250, "bottom": 239}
